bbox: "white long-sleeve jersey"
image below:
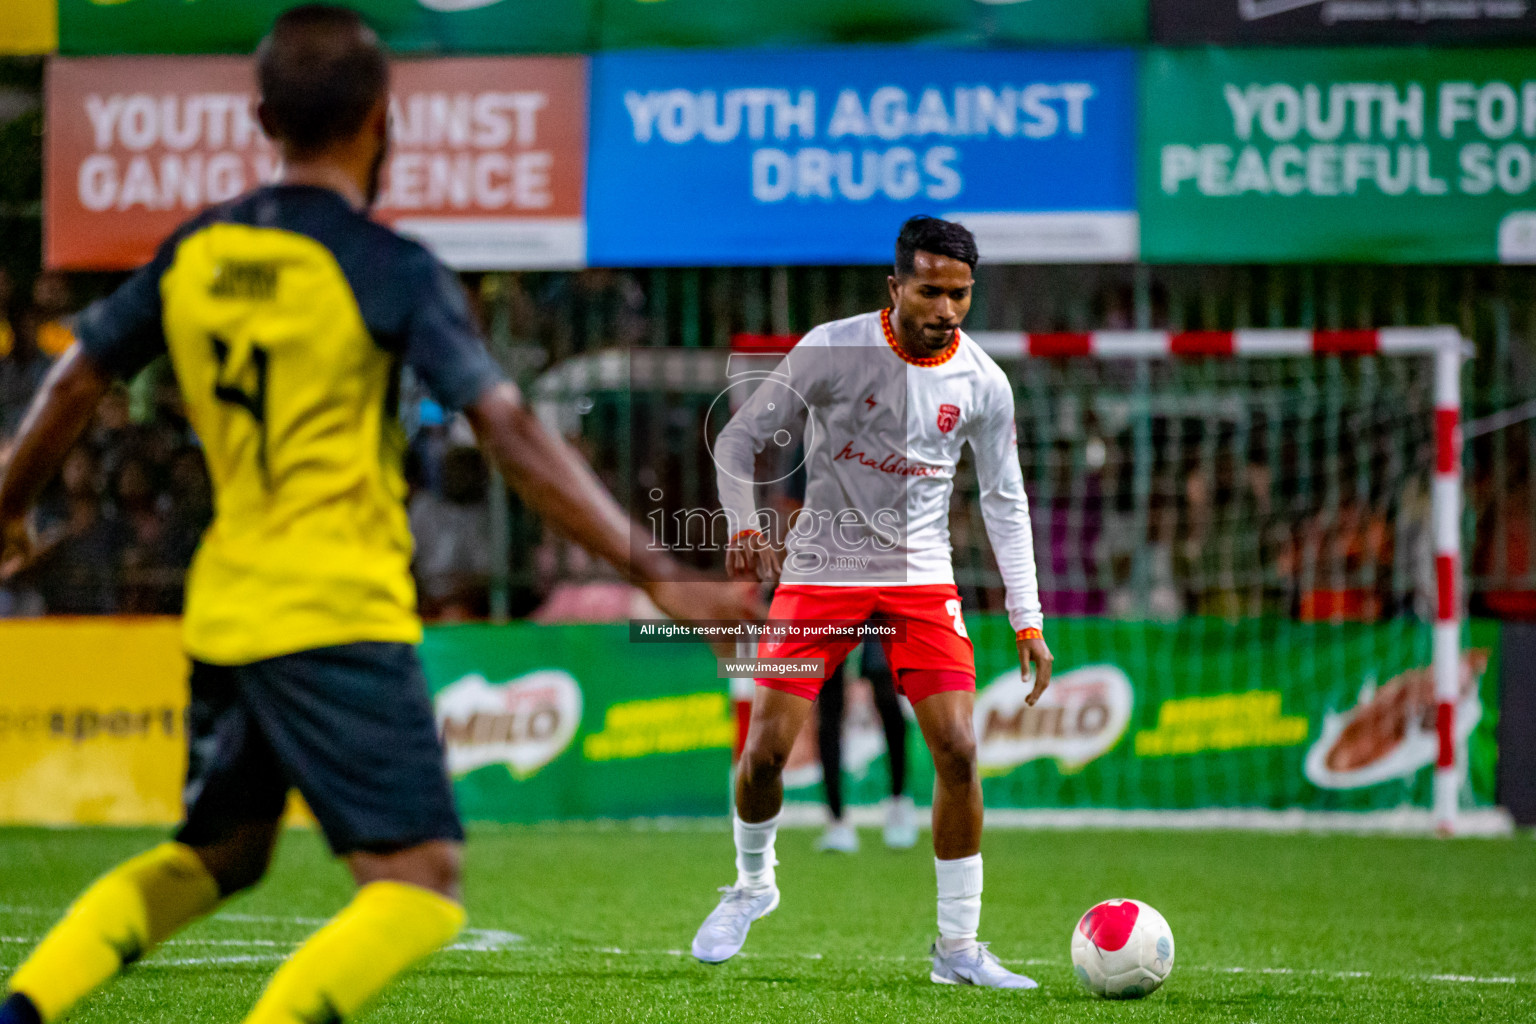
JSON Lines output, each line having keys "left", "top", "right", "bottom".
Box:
{"left": 714, "top": 309, "right": 1043, "bottom": 632}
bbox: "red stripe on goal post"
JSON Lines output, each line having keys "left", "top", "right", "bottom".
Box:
{"left": 1437, "top": 702, "right": 1456, "bottom": 769}
{"left": 1436, "top": 554, "right": 1457, "bottom": 622}
{"left": 1436, "top": 409, "right": 1461, "bottom": 474}
{"left": 1027, "top": 333, "right": 1093, "bottom": 357}
{"left": 1170, "top": 331, "right": 1235, "bottom": 356}
{"left": 1312, "top": 330, "right": 1380, "bottom": 354}
{"left": 731, "top": 333, "right": 800, "bottom": 354}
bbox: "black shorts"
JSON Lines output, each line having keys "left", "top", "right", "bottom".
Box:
{"left": 176, "top": 642, "right": 464, "bottom": 855}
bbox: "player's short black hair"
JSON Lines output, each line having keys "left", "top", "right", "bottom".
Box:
{"left": 894, "top": 216, "right": 979, "bottom": 277}
{"left": 256, "top": 5, "right": 388, "bottom": 156}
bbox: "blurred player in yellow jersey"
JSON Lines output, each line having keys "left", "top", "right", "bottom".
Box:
{"left": 0, "top": 7, "right": 757, "bottom": 1024}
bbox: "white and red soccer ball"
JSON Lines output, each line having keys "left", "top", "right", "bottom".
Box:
{"left": 1070, "top": 898, "right": 1175, "bottom": 999}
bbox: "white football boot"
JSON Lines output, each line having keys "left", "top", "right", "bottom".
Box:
{"left": 691, "top": 884, "right": 780, "bottom": 963}
{"left": 882, "top": 796, "right": 919, "bottom": 849}
{"left": 815, "top": 821, "right": 859, "bottom": 853}
{"left": 929, "top": 941, "right": 1039, "bottom": 989}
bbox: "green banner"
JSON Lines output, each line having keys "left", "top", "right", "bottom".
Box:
{"left": 58, "top": 0, "right": 591, "bottom": 55}
{"left": 58, "top": 0, "right": 1143, "bottom": 55}
{"left": 796, "top": 617, "right": 1499, "bottom": 814}
{"left": 596, "top": 0, "right": 1144, "bottom": 49}
{"left": 970, "top": 0, "right": 1145, "bottom": 45}
{"left": 422, "top": 616, "right": 1498, "bottom": 823}
{"left": 1140, "top": 49, "right": 1536, "bottom": 264}
{"left": 422, "top": 622, "right": 732, "bottom": 822}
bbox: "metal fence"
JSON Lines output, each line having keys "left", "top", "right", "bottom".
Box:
{"left": 490, "top": 264, "right": 1536, "bottom": 620}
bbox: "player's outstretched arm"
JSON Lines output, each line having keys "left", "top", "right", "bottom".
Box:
{"left": 464, "top": 381, "right": 761, "bottom": 625}
{"left": 0, "top": 347, "right": 113, "bottom": 574}
{"left": 969, "top": 371, "right": 1051, "bottom": 703}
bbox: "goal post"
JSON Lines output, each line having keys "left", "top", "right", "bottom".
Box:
{"left": 534, "top": 323, "right": 1480, "bottom": 831}
{"left": 968, "top": 326, "right": 1468, "bottom": 832}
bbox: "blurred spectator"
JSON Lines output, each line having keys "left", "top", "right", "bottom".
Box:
{"left": 1472, "top": 458, "right": 1536, "bottom": 619}
{"left": 408, "top": 398, "right": 451, "bottom": 496}
{"left": 113, "top": 456, "right": 177, "bottom": 614}
{"left": 410, "top": 445, "right": 494, "bottom": 621}
{"left": 24, "top": 447, "right": 123, "bottom": 614}
{"left": 87, "top": 385, "right": 135, "bottom": 481}
{"left": 1279, "top": 484, "right": 1394, "bottom": 623}
{"left": 29, "top": 271, "right": 77, "bottom": 359}
{"left": 0, "top": 310, "right": 49, "bottom": 438}
{"left": 0, "top": 437, "right": 43, "bottom": 617}
{"left": 0, "top": 267, "right": 15, "bottom": 358}
{"left": 161, "top": 446, "right": 214, "bottom": 577}
{"left": 538, "top": 269, "right": 648, "bottom": 357}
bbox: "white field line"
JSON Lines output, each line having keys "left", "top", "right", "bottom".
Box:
{"left": 776, "top": 803, "right": 1517, "bottom": 836}
{"left": 3, "top": 927, "right": 1536, "bottom": 982}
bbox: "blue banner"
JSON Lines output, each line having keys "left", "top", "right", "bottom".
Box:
{"left": 587, "top": 47, "right": 1138, "bottom": 266}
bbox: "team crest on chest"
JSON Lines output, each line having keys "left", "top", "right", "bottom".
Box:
{"left": 937, "top": 403, "right": 961, "bottom": 433}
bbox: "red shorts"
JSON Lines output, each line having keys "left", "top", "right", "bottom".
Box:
{"left": 756, "top": 583, "right": 975, "bottom": 705}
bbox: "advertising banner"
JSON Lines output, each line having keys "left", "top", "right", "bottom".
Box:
{"left": 58, "top": 0, "right": 589, "bottom": 56}
{"left": 422, "top": 622, "right": 733, "bottom": 821}
{"left": 0, "top": 0, "right": 55, "bottom": 55}
{"left": 1140, "top": 49, "right": 1536, "bottom": 263}
{"left": 792, "top": 617, "right": 1500, "bottom": 815}
{"left": 587, "top": 48, "right": 1138, "bottom": 267}
{"left": 0, "top": 620, "right": 188, "bottom": 825}
{"left": 975, "top": 0, "right": 1147, "bottom": 43}
{"left": 1152, "top": 0, "right": 1536, "bottom": 44}
{"left": 598, "top": 0, "right": 1144, "bottom": 49}
{"left": 45, "top": 56, "right": 587, "bottom": 271}
{"left": 0, "top": 615, "right": 1502, "bottom": 824}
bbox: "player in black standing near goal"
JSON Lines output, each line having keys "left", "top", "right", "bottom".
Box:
{"left": 815, "top": 640, "right": 917, "bottom": 853}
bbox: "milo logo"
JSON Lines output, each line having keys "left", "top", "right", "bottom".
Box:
{"left": 435, "top": 670, "right": 583, "bottom": 779}
{"left": 974, "top": 664, "right": 1133, "bottom": 774}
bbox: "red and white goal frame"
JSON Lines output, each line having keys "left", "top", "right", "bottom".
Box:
{"left": 726, "top": 325, "right": 1469, "bottom": 831}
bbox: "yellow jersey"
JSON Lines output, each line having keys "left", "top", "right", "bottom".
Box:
{"left": 75, "top": 185, "right": 503, "bottom": 664}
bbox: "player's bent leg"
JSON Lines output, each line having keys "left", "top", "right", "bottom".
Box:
{"left": 191, "top": 818, "right": 285, "bottom": 897}
{"left": 2, "top": 841, "right": 224, "bottom": 1023}
{"left": 735, "top": 684, "right": 816, "bottom": 822}
{"left": 228, "top": 644, "right": 467, "bottom": 1023}
{"left": 911, "top": 687, "right": 982, "bottom": 860}
{"left": 242, "top": 840, "right": 466, "bottom": 1024}
{"left": 349, "top": 838, "right": 463, "bottom": 901}
{"left": 693, "top": 685, "right": 813, "bottom": 964}
{"left": 912, "top": 687, "right": 1036, "bottom": 991}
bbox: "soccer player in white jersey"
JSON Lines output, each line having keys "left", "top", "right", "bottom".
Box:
{"left": 692, "top": 216, "right": 1054, "bottom": 988}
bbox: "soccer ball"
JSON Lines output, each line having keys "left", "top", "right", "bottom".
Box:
{"left": 1070, "top": 898, "right": 1174, "bottom": 999}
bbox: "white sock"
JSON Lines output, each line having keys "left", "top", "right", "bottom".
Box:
{"left": 734, "top": 814, "right": 779, "bottom": 890}
{"left": 935, "top": 854, "right": 983, "bottom": 953}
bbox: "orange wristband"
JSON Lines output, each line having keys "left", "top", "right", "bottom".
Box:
{"left": 1016, "top": 628, "right": 1043, "bottom": 641}
{"left": 730, "top": 529, "right": 762, "bottom": 544}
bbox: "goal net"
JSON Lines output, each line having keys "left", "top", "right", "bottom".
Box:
{"left": 532, "top": 326, "right": 1489, "bottom": 831}
{"left": 948, "top": 327, "right": 1477, "bottom": 829}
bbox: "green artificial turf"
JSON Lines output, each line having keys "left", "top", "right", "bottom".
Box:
{"left": 2, "top": 823, "right": 1533, "bottom": 1022}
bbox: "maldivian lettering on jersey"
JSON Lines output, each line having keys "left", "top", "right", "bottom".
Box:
{"left": 588, "top": 47, "right": 1136, "bottom": 265}
{"left": 46, "top": 55, "right": 588, "bottom": 271}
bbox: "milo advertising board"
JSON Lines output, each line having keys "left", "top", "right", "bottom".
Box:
{"left": 421, "top": 622, "right": 735, "bottom": 822}
{"left": 420, "top": 617, "right": 1498, "bottom": 823}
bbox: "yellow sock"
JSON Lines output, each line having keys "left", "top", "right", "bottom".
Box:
{"left": 9, "top": 843, "right": 220, "bottom": 1022}
{"left": 242, "top": 882, "right": 464, "bottom": 1024}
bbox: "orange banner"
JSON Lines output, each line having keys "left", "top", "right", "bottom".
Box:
{"left": 46, "top": 55, "right": 587, "bottom": 271}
